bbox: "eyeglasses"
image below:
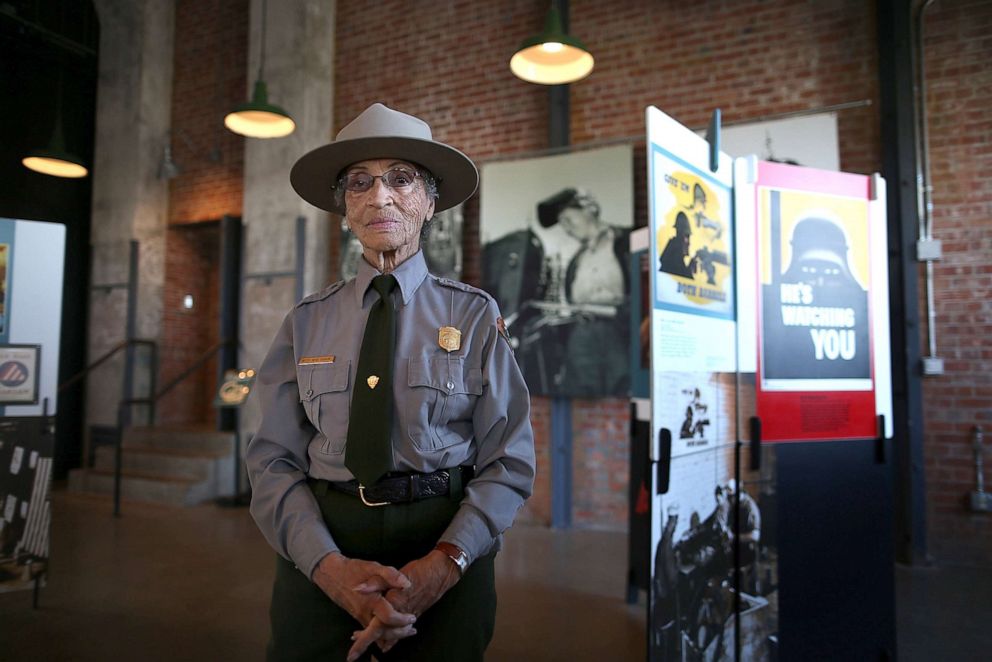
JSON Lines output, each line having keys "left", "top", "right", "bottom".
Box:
{"left": 340, "top": 167, "right": 421, "bottom": 193}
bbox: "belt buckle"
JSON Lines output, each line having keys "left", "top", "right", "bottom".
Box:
{"left": 358, "top": 484, "right": 390, "bottom": 507}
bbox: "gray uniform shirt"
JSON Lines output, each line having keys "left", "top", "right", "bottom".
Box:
{"left": 247, "top": 250, "right": 536, "bottom": 579}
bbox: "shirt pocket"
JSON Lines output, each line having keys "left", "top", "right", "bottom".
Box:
{"left": 298, "top": 361, "right": 351, "bottom": 455}
{"left": 406, "top": 356, "right": 483, "bottom": 452}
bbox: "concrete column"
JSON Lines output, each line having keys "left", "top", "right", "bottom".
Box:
{"left": 240, "top": 0, "right": 335, "bottom": 437}
{"left": 86, "top": 1, "right": 174, "bottom": 428}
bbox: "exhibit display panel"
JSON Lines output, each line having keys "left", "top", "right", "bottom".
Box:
{"left": 646, "top": 106, "right": 779, "bottom": 661}
{"left": 645, "top": 105, "right": 896, "bottom": 659}
{"left": 0, "top": 218, "right": 65, "bottom": 597}
{"left": 732, "top": 161, "right": 895, "bottom": 659}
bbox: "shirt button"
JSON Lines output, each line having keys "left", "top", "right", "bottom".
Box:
{"left": 446, "top": 381, "right": 455, "bottom": 391}
{"left": 305, "top": 389, "right": 313, "bottom": 397}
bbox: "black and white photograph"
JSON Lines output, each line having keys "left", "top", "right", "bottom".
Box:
{"left": 650, "top": 449, "right": 779, "bottom": 661}
{"left": 480, "top": 145, "right": 634, "bottom": 397}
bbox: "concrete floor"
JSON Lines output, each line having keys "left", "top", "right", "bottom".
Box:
{"left": 0, "top": 489, "right": 989, "bottom": 661}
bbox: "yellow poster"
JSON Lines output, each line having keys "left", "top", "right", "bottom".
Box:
{"left": 653, "top": 160, "right": 735, "bottom": 319}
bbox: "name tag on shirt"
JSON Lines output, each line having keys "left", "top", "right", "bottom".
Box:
{"left": 299, "top": 355, "right": 335, "bottom": 365}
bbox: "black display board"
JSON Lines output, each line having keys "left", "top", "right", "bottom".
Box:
{"left": 0, "top": 415, "right": 53, "bottom": 596}
{"left": 774, "top": 438, "right": 896, "bottom": 660}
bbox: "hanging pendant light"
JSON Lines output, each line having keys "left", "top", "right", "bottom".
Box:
{"left": 224, "top": 0, "right": 295, "bottom": 138}
{"left": 510, "top": 6, "right": 594, "bottom": 85}
{"left": 23, "top": 71, "right": 88, "bottom": 178}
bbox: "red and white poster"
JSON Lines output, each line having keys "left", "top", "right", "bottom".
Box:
{"left": 742, "top": 161, "right": 890, "bottom": 442}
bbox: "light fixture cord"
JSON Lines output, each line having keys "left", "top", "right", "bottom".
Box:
{"left": 257, "top": 0, "right": 267, "bottom": 81}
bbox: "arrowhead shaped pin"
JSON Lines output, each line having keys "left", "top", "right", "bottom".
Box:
{"left": 367, "top": 375, "right": 380, "bottom": 389}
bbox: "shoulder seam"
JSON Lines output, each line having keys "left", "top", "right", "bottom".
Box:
{"left": 430, "top": 275, "right": 494, "bottom": 303}
{"left": 296, "top": 280, "right": 347, "bottom": 307}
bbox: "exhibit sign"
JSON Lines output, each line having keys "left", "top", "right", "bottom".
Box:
{"left": 0, "top": 218, "right": 66, "bottom": 597}
{"left": 735, "top": 161, "right": 892, "bottom": 442}
{"left": 0, "top": 345, "right": 40, "bottom": 405}
{"left": 0, "top": 219, "right": 65, "bottom": 418}
{"left": 647, "top": 106, "right": 779, "bottom": 661}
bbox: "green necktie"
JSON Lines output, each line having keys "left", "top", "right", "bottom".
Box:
{"left": 345, "top": 274, "right": 397, "bottom": 486}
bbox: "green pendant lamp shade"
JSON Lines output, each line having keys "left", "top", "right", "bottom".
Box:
{"left": 510, "top": 6, "right": 594, "bottom": 85}
{"left": 23, "top": 74, "right": 88, "bottom": 178}
{"left": 224, "top": 79, "right": 296, "bottom": 138}
{"left": 225, "top": 0, "right": 295, "bottom": 139}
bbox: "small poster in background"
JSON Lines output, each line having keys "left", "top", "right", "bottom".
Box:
{"left": 653, "top": 158, "right": 735, "bottom": 321}
{"left": 0, "top": 345, "right": 39, "bottom": 406}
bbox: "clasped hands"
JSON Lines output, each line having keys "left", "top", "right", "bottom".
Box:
{"left": 312, "top": 550, "right": 461, "bottom": 661}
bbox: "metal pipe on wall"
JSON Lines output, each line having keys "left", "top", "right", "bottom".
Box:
{"left": 914, "top": 0, "right": 942, "bottom": 373}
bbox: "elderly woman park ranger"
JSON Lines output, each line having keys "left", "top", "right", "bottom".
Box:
{"left": 246, "top": 103, "right": 536, "bottom": 662}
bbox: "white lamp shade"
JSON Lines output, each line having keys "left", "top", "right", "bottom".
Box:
{"left": 22, "top": 155, "right": 88, "bottom": 178}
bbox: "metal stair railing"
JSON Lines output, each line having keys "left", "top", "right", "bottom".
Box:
{"left": 59, "top": 338, "right": 158, "bottom": 516}
{"left": 60, "top": 337, "right": 235, "bottom": 516}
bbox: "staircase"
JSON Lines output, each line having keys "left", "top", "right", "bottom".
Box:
{"left": 68, "top": 426, "right": 238, "bottom": 506}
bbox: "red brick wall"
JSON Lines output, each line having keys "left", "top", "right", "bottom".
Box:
{"left": 159, "top": 223, "right": 222, "bottom": 426}
{"left": 168, "top": 0, "right": 248, "bottom": 225}
{"left": 572, "top": 398, "right": 632, "bottom": 528}
{"left": 159, "top": 0, "right": 248, "bottom": 426}
{"left": 570, "top": 0, "right": 880, "bottom": 177}
{"left": 920, "top": 0, "right": 992, "bottom": 565}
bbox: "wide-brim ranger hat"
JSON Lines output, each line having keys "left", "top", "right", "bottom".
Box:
{"left": 290, "top": 103, "right": 479, "bottom": 215}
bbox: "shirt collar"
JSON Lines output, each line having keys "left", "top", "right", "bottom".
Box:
{"left": 354, "top": 249, "right": 429, "bottom": 308}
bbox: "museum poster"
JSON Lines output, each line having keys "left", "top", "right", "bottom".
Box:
{"left": 0, "top": 218, "right": 66, "bottom": 596}
{"left": 646, "top": 106, "right": 778, "bottom": 661}
{"left": 743, "top": 161, "right": 891, "bottom": 442}
{"left": 479, "top": 145, "right": 634, "bottom": 398}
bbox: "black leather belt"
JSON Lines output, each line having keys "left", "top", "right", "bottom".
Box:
{"left": 328, "top": 466, "right": 473, "bottom": 507}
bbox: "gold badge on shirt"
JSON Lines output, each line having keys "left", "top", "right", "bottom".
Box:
{"left": 438, "top": 326, "right": 462, "bottom": 352}
{"left": 367, "top": 375, "right": 380, "bottom": 389}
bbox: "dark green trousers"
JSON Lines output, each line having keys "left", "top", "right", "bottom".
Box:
{"left": 267, "top": 480, "right": 496, "bottom": 662}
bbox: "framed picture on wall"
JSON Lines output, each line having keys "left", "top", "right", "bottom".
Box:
{"left": 0, "top": 344, "right": 40, "bottom": 405}
{"left": 479, "top": 145, "right": 634, "bottom": 398}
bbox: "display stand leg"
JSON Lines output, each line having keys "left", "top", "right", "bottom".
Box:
{"left": 32, "top": 574, "right": 41, "bottom": 609}
{"left": 217, "top": 409, "right": 250, "bottom": 507}
{"left": 876, "top": 414, "right": 887, "bottom": 464}
{"left": 626, "top": 571, "right": 639, "bottom": 605}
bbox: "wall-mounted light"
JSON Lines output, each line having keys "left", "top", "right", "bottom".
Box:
{"left": 224, "top": 0, "right": 295, "bottom": 138}
{"left": 183, "top": 294, "right": 194, "bottom": 310}
{"left": 159, "top": 141, "right": 182, "bottom": 180}
{"left": 23, "top": 71, "right": 89, "bottom": 178}
{"left": 509, "top": 5, "right": 594, "bottom": 85}
{"left": 159, "top": 128, "right": 223, "bottom": 180}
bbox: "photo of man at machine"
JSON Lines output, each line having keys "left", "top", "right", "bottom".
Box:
{"left": 483, "top": 187, "right": 630, "bottom": 397}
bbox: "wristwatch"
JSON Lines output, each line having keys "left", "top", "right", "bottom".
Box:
{"left": 434, "top": 542, "right": 469, "bottom": 576}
